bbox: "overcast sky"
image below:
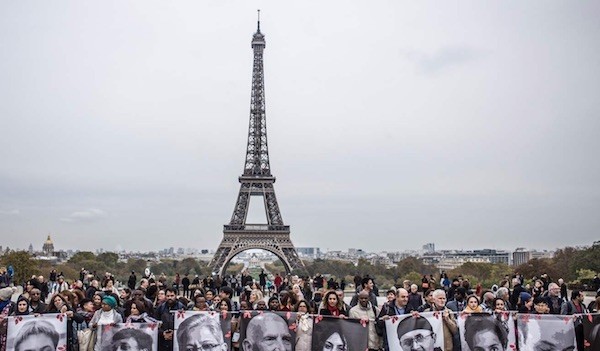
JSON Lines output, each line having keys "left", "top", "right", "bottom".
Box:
{"left": 1, "top": 1, "right": 599, "bottom": 254}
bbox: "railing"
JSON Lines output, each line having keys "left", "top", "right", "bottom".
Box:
{"left": 224, "top": 224, "right": 289, "bottom": 232}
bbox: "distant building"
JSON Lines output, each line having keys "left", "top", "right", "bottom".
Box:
{"left": 422, "top": 243, "right": 435, "bottom": 253}
{"left": 297, "top": 247, "right": 321, "bottom": 259}
{"left": 42, "top": 235, "right": 54, "bottom": 256}
{"left": 28, "top": 243, "right": 34, "bottom": 254}
{"left": 512, "top": 248, "right": 531, "bottom": 266}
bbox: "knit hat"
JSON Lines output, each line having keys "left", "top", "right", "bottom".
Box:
{"left": 519, "top": 292, "right": 532, "bottom": 303}
{"left": 102, "top": 295, "right": 117, "bottom": 308}
{"left": 397, "top": 316, "right": 433, "bottom": 339}
{"left": 0, "top": 287, "right": 17, "bottom": 301}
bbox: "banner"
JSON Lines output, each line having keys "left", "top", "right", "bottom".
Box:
{"left": 516, "top": 313, "right": 577, "bottom": 351}
{"left": 173, "top": 311, "right": 232, "bottom": 351}
{"left": 239, "top": 311, "right": 297, "bottom": 351}
{"left": 98, "top": 322, "right": 159, "bottom": 351}
{"left": 385, "top": 312, "right": 445, "bottom": 351}
{"left": 457, "top": 312, "right": 516, "bottom": 351}
{"left": 6, "top": 313, "right": 67, "bottom": 351}
{"left": 583, "top": 313, "right": 600, "bottom": 351}
{"left": 312, "top": 315, "right": 368, "bottom": 351}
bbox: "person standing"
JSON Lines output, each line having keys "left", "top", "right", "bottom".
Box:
{"left": 422, "top": 289, "right": 459, "bottom": 351}
{"left": 349, "top": 290, "right": 381, "bottom": 351}
{"left": 544, "top": 283, "right": 565, "bottom": 314}
{"left": 377, "top": 288, "right": 413, "bottom": 351}
{"left": 259, "top": 270, "right": 267, "bottom": 291}
{"left": 156, "top": 288, "right": 185, "bottom": 351}
{"left": 181, "top": 274, "right": 190, "bottom": 299}
{"left": 128, "top": 271, "right": 137, "bottom": 290}
{"left": 561, "top": 290, "right": 588, "bottom": 351}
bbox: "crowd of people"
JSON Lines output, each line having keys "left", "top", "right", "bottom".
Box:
{"left": 0, "top": 267, "right": 599, "bottom": 351}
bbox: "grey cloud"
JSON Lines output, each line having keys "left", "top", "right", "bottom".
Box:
{"left": 60, "top": 208, "right": 107, "bottom": 223}
{"left": 0, "top": 209, "right": 20, "bottom": 215}
{"left": 401, "top": 46, "right": 489, "bottom": 74}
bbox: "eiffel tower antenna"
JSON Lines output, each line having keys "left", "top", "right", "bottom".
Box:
{"left": 209, "top": 15, "right": 305, "bottom": 277}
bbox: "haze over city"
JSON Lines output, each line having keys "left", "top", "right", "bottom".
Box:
{"left": 1, "top": 2, "right": 599, "bottom": 253}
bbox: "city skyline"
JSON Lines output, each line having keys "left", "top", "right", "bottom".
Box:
{"left": 1, "top": 2, "right": 599, "bottom": 252}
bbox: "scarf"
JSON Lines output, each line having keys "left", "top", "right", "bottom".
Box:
{"left": 98, "top": 310, "right": 116, "bottom": 325}
{"left": 327, "top": 305, "right": 340, "bottom": 316}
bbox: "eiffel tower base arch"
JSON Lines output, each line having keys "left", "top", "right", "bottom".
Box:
{"left": 209, "top": 232, "right": 305, "bottom": 277}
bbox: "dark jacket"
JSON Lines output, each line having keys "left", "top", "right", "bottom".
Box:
{"left": 376, "top": 301, "right": 414, "bottom": 351}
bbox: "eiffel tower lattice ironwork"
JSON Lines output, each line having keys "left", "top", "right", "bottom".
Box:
{"left": 209, "top": 14, "right": 305, "bottom": 276}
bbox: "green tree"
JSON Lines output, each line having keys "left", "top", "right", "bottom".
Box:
{"left": 97, "top": 252, "right": 119, "bottom": 268}
{"left": 68, "top": 251, "right": 96, "bottom": 265}
{"left": 1, "top": 251, "right": 37, "bottom": 285}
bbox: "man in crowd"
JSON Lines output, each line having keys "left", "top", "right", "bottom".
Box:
{"left": 181, "top": 274, "right": 190, "bottom": 299}
{"left": 561, "top": 290, "right": 588, "bottom": 351}
{"left": 544, "top": 282, "right": 564, "bottom": 314}
{"left": 156, "top": 288, "right": 186, "bottom": 351}
{"left": 268, "top": 296, "right": 281, "bottom": 311}
{"left": 350, "top": 277, "right": 378, "bottom": 308}
{"left": 377, "top": 288, "right": 412, "bottom": 350}
{"left": 422, "top": 289, "right": 459, "bottom": 351}
{"left": 349, "top": 290, "right": 381, "bottom": 351}
{"left": 510, "top": 277, "right": 526, "bottom": 308}
{"left": 480, "top": 291, "right": 496, "bottom": 312}
{"left": 28, "top": 288, "right": 46, "bottom": 313}
{"left": 127, "top": 271, "right": 137, "bottom": 290}
{"left": 446, "top": 287, "right": 466, "bottom": 312}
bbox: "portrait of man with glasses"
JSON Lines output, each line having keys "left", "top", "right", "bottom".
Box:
{"left": 395, "top": 314, "right": 442, "bottom": 351}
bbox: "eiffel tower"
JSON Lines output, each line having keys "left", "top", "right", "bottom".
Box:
{"left": 209, "top": 14, "right": 305, "bottom": 277}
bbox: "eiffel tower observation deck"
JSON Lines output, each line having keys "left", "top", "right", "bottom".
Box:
{"left": 209, "top": 12, "right": 305, "bottom": 277}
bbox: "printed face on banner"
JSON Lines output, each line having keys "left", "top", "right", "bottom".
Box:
{"left": 385, "top": 312, "right": 444, "bottom": 351}
{"left": 457, "top": 312, "right": 516, "bottom": 351}
{"left": 516, "top": 314, "right": 576, "bottom": 351}
{"left": 173, "top": 311, "right": 232, "bottom": 351}
{"left": 97, "top": 322, "right": 158, "bottom": 351}
{"left": 583, "top": 313, "right": 600, "bottom": 351}
{"left": 312, "top": 315, "right": 369, "bottom": 351}
{"left": 6, "top": 314, "right": 67, "bottom": 351}
{"left": 239, "top": 311, "right": 297, "bottom": 351}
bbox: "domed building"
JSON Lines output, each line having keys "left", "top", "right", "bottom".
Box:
{"left": 42, "top": 235, "right": 54, "bottom": 256}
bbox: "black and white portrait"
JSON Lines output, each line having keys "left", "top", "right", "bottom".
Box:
{"left": 239, "top": 311, "right": 297, "bottom": 351}
{"left": 6, "top": 314, "right": 67, "bottom": 351}
{"left": 516, "top": 313, "right": 576, "bottom": 351}
{"left": 97, "top": 322, "right": 158, "bottom": 351}
{"left": 582, "top": 313, "right": 600, "bottom": 351}
{"left": 311, "top": 315, "right": 368, "bottom": 351}
{"left": 457, "top": 312, "right": 515, "bottom": 351}
{"left": 174, "top": 311, "right": 231, "bottom": 351}
{"left": 385, "top": 312, "right": 444, "bottom": 351}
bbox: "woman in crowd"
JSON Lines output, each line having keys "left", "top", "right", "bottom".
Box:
{"left": 125, "top": 299, "right": 157, "bottom": 324}
{"left": 90, "top": 295, "right": 123, "bottom": 351}
{"left": 248, "top": 289, "right": 263, "bottom": 309}
{"left": 102, "top": 279, "right": 119, "bottom": 296}
{"left": 318, "top": 290, "right": 348, "bottom": 317}
{"left": 191, "top": 295, "right": 209, "bottom": 311}
{"left": 92, "top": 292, "right": 103, "bottom": 311}
{"left": 464, "top": 294, "right": 483, "bottom": 313}
{"left": 46, "top": 293, "right": 85, "bottom": 351}
{"left": 295, "top": 300, "right": 314, "bottom": 351}
{"left": 493, "top": 297, "right": 507, "bottom": 313}
{"left": 292, "top": 284, "right": 305, "bottom": 301}
{"left": 154, "top": 289, "right": 166, "bottom": 309}
{"left": 11, "top": 296, "right": 31, "bottom": 316}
